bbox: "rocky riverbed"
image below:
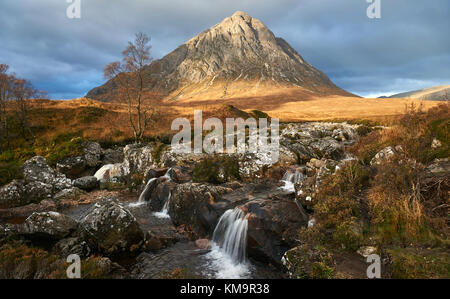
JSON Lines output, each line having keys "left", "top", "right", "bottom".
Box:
{"left": 0, "top": 121, "right": 394, "bottom": 278}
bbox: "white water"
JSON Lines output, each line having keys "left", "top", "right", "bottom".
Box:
{"left": 280, "top": 169, "right": 305, "bottom": 193}
{"left": 152, "top": 192, "right": 171, "bottom": 219}
{"left": 138, "top": 178, "right": 157, "bottom": 202}
{"left": 205, "top": 208, "right": 250, "bottom": 278}
{"left": 94, "top": 164, "right": 114, "bottom": 180}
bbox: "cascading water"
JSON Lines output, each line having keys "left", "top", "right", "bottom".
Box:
{"left": 152, "top": 192, "right": 171, "bottom": 219}
{"left": 280, "top": 168, "right": 305, "bottom": 193}
{"left": 205, "top": 208, "right": 251, "bottom": 278}
{"left": 138, "top": 178, "right": 157, "bottom": 202}
{"left": 212, "top": 208, "right": 248, "bottom": 263}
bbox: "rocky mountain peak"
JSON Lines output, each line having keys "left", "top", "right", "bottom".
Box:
{"left": 86, "top": 11, "right": 352, "bottom": 102}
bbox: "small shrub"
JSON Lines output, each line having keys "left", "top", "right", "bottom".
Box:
{"left": 192, "top": 155, "right": 240, "bottom": 184}
{"left": 332, "top": 221, "right": 364, "bottom": 251}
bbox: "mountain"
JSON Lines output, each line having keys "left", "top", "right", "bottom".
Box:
{"left": 86, "top": 11, "right": 354, "bottom": 103}
{"left": 388, "top": 85, "right": 450, "bottom": 101}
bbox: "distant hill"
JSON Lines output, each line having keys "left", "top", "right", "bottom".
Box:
{"left": 388, "top": 85, "right": 450, "bottom": 101}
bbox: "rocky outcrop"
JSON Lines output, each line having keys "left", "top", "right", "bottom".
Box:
{"left": 294, "top": 158, "right": 338, "bottom": 209}
{"left": 169, "top": 183, "right": 234, "bottom": 237}
{"left": 79, "top": 199, "right": 144, "bottom": 257}
{"left": 242, "top": 198, "right": 308, "bottom": 265}
{"left": 0, "top": 157, "right": 72, "bottom": 208}
{"left": 56, "top": 141, "right": 103, "bottom": 179}
{"left": 122, "top": 144, "right": 155, "bottom": 175}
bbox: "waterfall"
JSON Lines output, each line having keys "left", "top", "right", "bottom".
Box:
{"left": 153, "top": 192, "right": 171, "bottom": 219}
{"left": 138, "top": 178, "right": 157, "bottom": 202}
{"left": 205, "top": 208, "right": 250, "bottom": 279}
{"left": 280, "top": 168, "right": 305, "bottom": 193}
{"left": 212, "top": 208, "right": 248, "bottom": 264}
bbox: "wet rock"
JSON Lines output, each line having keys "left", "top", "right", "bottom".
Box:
{"left": 195, "top": 239, "right": 211, "bottom": 250}
{"left": 143, "top": 168, "right": 169, "bottom": 183}
{"left": 147, "top": 179, "right": 177, "bottom": 211}
{"left": 165, "top": 166, "right": 192, "bottom": 183}
{"left": 73, "top": 176, "right": 99, "bottom": 191}
{"left": 169, "top": 183, "right": 234, "bottom": 237}
{"left": 79, "top": 198, "right": 144, "bottom": 257}
{"left": 22, "top": 212, "right": 78, "bottom": 239}
{"left": 242, "top": 197, "right": 308, "bottom": 265}
{"left": 144, "top": 228, "right": 179, "bottom": 251}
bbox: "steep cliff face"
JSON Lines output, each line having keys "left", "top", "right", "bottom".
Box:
{"left": 86, "top": 11, "right": 353, "bottom": 102}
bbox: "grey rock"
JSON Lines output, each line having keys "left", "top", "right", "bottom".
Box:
{"left": 73, "top": 176, "right": 99, "bottom": 191}
{"left": 22, "top": 211, "right": 78, "bottom": 239}
{"left": 80, "top": 198, "right": 144, "bottom": 256}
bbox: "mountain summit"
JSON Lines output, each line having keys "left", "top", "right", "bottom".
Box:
{"left": 87, "top": 11, "right": 353, "bottom": 102}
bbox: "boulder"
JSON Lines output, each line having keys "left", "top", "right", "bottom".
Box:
{"left": 21, "top": 212, "right": 78, "bottom": 240}
{"left": 122, "top": 144, "right": 155, "bottom": 175}
{"left": 73, "top": 176, "right": 99, "bottom": 191}
{"left": 241, "top": 197, "right": 308, "bottom": 265}
{"left": 147, "top": 179, "right": 177, "bottom": 211}
{"left": 0, "top": 180, "right": 27, "bottom": 208}
{"left": 55, "top": 141, "right": 103, "bottom": 179}
{"left": 22, "top": 156, "right": 72, "bottom": 192}
{"left": 79, "top": 199, "right": 144, "bottom": 257}
{"left": 370, "top": 146, "right": 401, "bottom": 166}
{"left": 56, "top": 156, "right": 87, "bottom": 179}
{"left": 169, "top": 183, "right": 234, "bottom": 237}
{"left": 143, "top": 168, "right": 168, "bottom": 183}
{"left": 83, "top": 141, "right": 102, "bottom": 168}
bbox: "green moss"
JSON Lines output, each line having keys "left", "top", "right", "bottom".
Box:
{"left": 388, "top": 247, "right": 450, "bottom": 279}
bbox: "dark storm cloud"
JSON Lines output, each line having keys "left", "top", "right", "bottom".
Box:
{"left": 0, "top": 0, "right": 449, "bottom": 98}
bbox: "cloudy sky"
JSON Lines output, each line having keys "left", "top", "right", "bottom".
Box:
{"left": 1, "top": 0, "right": 449, "bottom": 99}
